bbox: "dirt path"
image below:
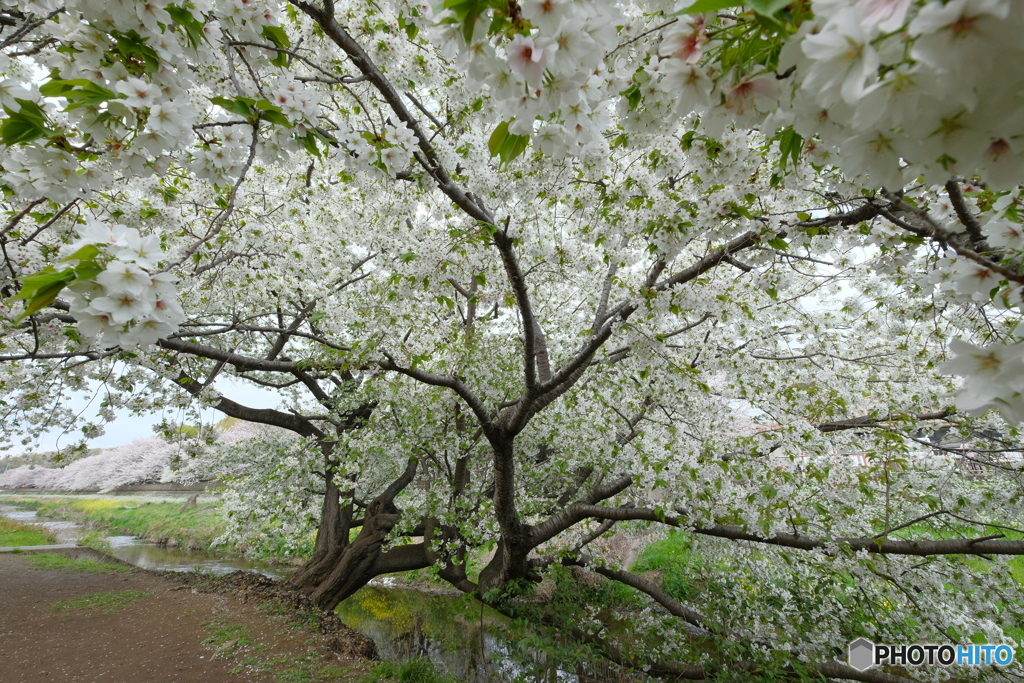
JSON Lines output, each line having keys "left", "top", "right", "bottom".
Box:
{"left": 0, "top": 552, "right": 371, "bottom": 683}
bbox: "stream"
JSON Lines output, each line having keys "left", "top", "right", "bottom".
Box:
{"left": 0, "top": 504, "right": 286, "bottom": 577}
{"left": 1, "top": 503, "right": 640, "bottom": 682}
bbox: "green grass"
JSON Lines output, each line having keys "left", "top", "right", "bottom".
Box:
{"left": 202, "top": 620, "right": 255, "bottom": 658}
{"left": 363, "top": 658, "right": 457, "bottom": 683}
{"left": 276, "top": 655, "right": 355, "bottom": 682}
{"left": 257, "top": 601, "right": 292, "bottom": 617}
{"left": 0, "top": 516, "right": 57, "bottom": 547}
{"left": 51, "top": 590, "right": 149, "bottom": 614}
{"left": 28, "top": 553, "right": 130, "bottom": 573}
{"left": 32, "top": 498, "right": 226, "bottom": 550}
{"left": 220, "top": 649, "right": 355, "bottom": 682}
{"left": 288, "top": 609, "right": 321, "bottom": 632}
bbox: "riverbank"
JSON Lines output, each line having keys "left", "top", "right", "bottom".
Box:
{"left": 0, "top": 551, "right": 373, "bottom": 683}
{"left": 0, "top": 515, "right": 57, "bottom": 547}
{"left": 3, "top": 495, "right": 229, "bottom": 551}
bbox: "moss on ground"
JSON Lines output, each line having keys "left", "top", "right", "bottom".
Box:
{"left": 28, "top": 553, "right": 130, "bottom": 573}
{"left": 51, "top": 590, "right": 149, "bottom": 613}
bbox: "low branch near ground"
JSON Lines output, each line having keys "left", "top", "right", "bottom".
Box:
{"left": 561, "top": 504, "right": 1024, "bottom": 556}
{"left": 457, "top": 576, "right": 915, "bottom": 683}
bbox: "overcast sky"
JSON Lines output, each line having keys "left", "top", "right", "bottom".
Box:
{"left": 5, "top": 376, "right": 282, "bottom": 457}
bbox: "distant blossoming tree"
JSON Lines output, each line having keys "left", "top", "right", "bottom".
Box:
{"left": 0, "top": 436, "right": 180, "bottom": 491}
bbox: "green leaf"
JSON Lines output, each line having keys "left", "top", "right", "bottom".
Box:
{"left": 60, "top": 243, "right": 101, "bottom": 264}
{"left": 261, "top": 25, "right": 291, "bottom": 67}
{"left": 678, "top": 0, "right": 744, "bottom": 13}
{"left": 776, "top": 127, "right": 803, "bottom": 171}
{"left": 261, "top": 24, "right": 291, "bottom": 49}
{"left": 73, "top": 263, "right": 103, "bottom": 281}
{"left": 10, "top": 99, "right": 48, "bottom": 126}
{"left": 113, "top": 30, "right": 161, "bottom": 73}
{"left": 209, "top": 96, "right": 254, "bottom": 118}
{"left": 39, "top": 79, "right": 76, "bottom": 97}
{"left": 0, "top": 99, "right": 52, "bottom": 145}
{"left": 747, "top": 0, "right": 792, "bottom": 15}
{"left": 15, "top": 279, "right": 69, "bottom": 321}
{"left": 620, "top": 83, "right": 643, "bottom": 111}
{"left": 63, "top": 81, "right": 119, "bottom": 110}
{"left": 12, "top": 267, "right": 71, "bottom": 300}
{"left": 260, "top": 109, "right": 293, "bottom": 128}
{"left": 167, "top": 5, "right": 207, "bottom": 48}
{"left": 767, "top": 237, "right": 789, "bottom": 250}
{"left": 442, "top": 0, "right": 495, "bottom": 43}
{"left": 487, "top": 120, "right": 509, "bottom": 157}
{"left": 487, "top": 120, "right": 529, "bottom": 165}
{"left": 398, "top": 15, "right": 419, "bottom": 40}
{"left": 1, "top": 118, "right": 46, "bottom": 145}
{"left": 9, "top": 266, "right": 78, "bottom": 321}
{"left": 301, "top": 130, "right": 322, "bottom": 157}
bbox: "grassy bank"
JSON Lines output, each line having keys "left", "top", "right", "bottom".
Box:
{"left": 9, "top": 497, "right": 227, "bottom": 551}
{"left": 0, "top": 516, "right": 56, "bottom": 546}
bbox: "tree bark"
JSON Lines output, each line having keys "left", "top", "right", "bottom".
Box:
{"left": 290, "top": 457, "right": 424, "bottom": 610}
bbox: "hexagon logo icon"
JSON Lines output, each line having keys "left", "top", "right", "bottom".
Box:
{"left": 848, "top": 638, "right": 875, "bottom": 671}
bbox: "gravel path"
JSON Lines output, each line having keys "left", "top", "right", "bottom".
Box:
{"left": 0, "top": 553, "right": 371, "bottom": 682}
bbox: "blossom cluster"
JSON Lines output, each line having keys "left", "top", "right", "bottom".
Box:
{"left": 786, "top": 0, "right": 1024, "bottom": 190}
{"left": 432, "top": 0, "right": 1024, "bottom": 190}
{"left": 429, "top": 0, "right": 625, "bottom": 158}
{"left": 336, "top": 119, "right": 417, "bottom": 177}
{"left": 941, "top": 338, "right": 1024, "bottom": 423}
{"left": 0, "top": 0, "right": 323, "bottom": 194}
{"left": 62, "top": 221, "right": 184, "bottom": 348}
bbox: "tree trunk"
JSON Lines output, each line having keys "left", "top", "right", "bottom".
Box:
{"left": 289, "top": 473, "right": 347, "bottom": 588}
{"left": 290, "top": 457, "right": 426, "bottom": 611}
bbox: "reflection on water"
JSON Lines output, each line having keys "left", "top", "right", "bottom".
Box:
{"left": 338, "top": 585, "right": 517, "bottom": 682}
{"left": 337, "top": 586, "right": 640, "bottom": 683}
{"left": 0, "top": 505, "right": 289, "bottom": 579}
{"left": 107, "top": 541, "right": 290, "bottom": 578}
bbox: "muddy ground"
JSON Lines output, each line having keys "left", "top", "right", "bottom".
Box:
{"left": 0, "top": 552, "right": 374, "bottom": 682}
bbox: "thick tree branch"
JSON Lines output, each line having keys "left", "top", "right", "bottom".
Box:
{"left": 174, "top": 371, "right": 322, "bottom": 438}
{"left": 493, "top": 229, "right": 539, "bottom": 390}
{"left": 293, "top": 0, "right": 493, "bottom": 224}
{"left": 816, "top": 410, "right": 953, "bottom": 433}
{"left": 531, "top": 474, "right": 633, "bottom": 546}
{"left": 158, "top": 337, "right": 348, "bottom": 374}
{"left": 944, "top": 178, "right": 988, "bottom": 250}
{"left": 378, "top": 353, "right": 493, "bottom": 431}
{"left": 587, "top": 562, "right": 708, "bottom": 629}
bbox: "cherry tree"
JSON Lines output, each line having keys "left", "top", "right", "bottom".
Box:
{"left": 1, "top": 0, "right": 1024, "bottom": 680}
